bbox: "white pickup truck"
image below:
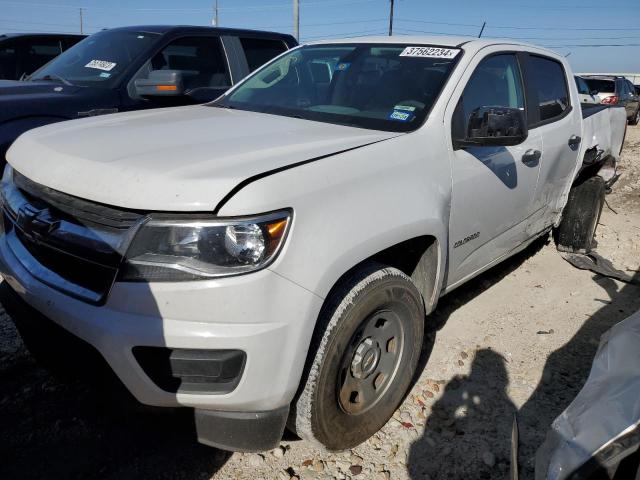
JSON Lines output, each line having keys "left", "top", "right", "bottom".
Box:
{"left": 0, "top": 36, "right": 627, "bottom": 452}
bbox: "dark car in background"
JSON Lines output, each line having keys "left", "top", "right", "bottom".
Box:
{"left": 0, "top": 25, "right": 297, "bottom": 165}
{"left": 583, "top": 75, "right": 640, "bottom": 125}
{"left": 0, "top": 33, "right": 84, "bottom": 80}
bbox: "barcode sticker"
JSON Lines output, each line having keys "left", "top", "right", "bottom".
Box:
{"left": 399, "top": 47, "right": 460, "bottom": 59}
{"left": 85, "top": 60, "right": 117, "bottom": 71}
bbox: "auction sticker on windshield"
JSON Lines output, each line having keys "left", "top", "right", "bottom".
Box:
{"left": 85, "top": 60, "right": 117, "bottom": 71}
{"left": 400, "top": 47, "right": 460, "bottom": 59}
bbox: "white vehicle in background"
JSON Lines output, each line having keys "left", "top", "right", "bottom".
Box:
{"left": 583, "top": 75, "right": 640, "bottom": 125}
{"left": 0, "top": 36, "right": 628, "bottom": 452}
{"left": 574, "top": 75, "right": 599, "bottom": 104}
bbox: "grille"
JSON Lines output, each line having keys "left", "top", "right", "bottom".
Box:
{"left": 1, "top": 172, "right": 146, "bottom": 304}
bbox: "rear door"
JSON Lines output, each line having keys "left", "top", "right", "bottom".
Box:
{"left": 623, "top": 80, "right": 639, "bottom": 118}
{"left": 524, "top": 53, "right": 582, "bottom": 235}
{"left": 446, "top": 50, "right": 543, "bottom": 287}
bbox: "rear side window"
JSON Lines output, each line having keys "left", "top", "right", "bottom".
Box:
{"left": 240, "top": 37, "right": 288, "bottom": 72}
{"left": 0, "top": 39, "right": 18, "bottom": 79}
{"left": 528, "top": 55, "right": 570, "bottom": 123}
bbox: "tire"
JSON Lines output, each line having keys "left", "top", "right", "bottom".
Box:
{"left": 289, "top": 263, "right": 425, "bottom": 451}
{"left": 555, "top": 176, "right": 606, "bottom": 254}
{"left": 630, "top": 107, "right": 640, "bottom": 126}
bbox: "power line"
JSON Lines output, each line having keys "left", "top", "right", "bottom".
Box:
{"left": 396, "top": 19, "right": 483, "bottom": 28}
{"left": 487, "top": 24, "right": 640, "bottom": 31}
{"left": 0, "top": 0, "right": 378, "bottom": 12}
{"left": 542, "top": 43, "right": 640, "bottom": 48}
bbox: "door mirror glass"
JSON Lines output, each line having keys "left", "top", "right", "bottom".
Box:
{"left": 135, "top": 69, "right": 185, "bottom": 97}
{"left": 455, "top": 106, "right": 527, "bottom": 148}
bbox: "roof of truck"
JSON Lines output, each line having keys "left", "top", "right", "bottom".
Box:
{"left": 0, "top": 33, "right": 84, "bottom": 39}
{"left": 306, "top": 35, "right": 562, "bottom": 59}
{"left": 102, "top": 25, "right": 296, "bottom": 41}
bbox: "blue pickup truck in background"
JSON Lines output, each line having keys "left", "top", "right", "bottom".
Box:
{"left": 0, "top": 25, "right": 297, "bottom": 165}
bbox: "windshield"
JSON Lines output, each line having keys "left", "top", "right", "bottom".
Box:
{"left": 29, "top": 30, "right": 160, "bottom": 87}
{"left": 214, "top": 43, "right": 461, "bottom": 132}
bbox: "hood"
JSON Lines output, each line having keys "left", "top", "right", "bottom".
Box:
{"left": 7, "top": 105, "right": 401, "bottom": 211}
{"left": 0, "top": 80, "right": 86, "bottom": 123}
{"left": 0, "top": 79, "right": 81, "bottom": 95}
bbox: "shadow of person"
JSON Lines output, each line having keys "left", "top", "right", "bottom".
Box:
{"left": 408, "top": 349, "right": 517, "bottom": 479}
{"left": 518, "top": 271, "right": 640, "bottom": 479}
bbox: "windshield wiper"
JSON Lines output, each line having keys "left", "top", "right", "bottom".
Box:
{"left": 33, "top": 74, "right": 73, "bottom": 86}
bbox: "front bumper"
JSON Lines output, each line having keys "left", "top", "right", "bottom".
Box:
{"left": 0, "top": 229, "right": 323, "bottom": 412}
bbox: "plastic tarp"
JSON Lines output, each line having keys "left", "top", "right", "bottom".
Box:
{"left": 536, "top": 309, "right": 640, "bottom": 480}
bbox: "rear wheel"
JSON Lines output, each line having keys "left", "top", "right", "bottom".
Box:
{"left": 555, "top": 176, "right": 606, "bottom": 253}
{"left": 630, "top": 107, "right": 640, "bottom": 126}
{"left": 290, "top": 263, "right": 425, "bottom": 450}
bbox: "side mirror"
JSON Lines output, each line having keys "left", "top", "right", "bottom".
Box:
{"left": 135, "top": 70, "right": 185, "bottom": 97}
{"left": 454, "top": 106, "right": 527, "bottom": 149}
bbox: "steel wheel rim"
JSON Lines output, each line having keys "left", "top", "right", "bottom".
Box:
{"left": 337, "top": 309, "right": 405, "bottom": 415}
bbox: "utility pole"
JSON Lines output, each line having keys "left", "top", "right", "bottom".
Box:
{"left": 388, "top": 0, "right": 394, "bottom": 36}
{"left": 293, "top": 0, "right": 299, "bottom": 41}
{"left": 213, "top": 0, "right": 219, "bottom": 26}
{"left": 79, "top": 7, "right": 84, "bottom": 34}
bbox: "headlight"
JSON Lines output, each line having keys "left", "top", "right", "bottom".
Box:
{"left": 120, "top": 210, "right": 291, "bottom": 281}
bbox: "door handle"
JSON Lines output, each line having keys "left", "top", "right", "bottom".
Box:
{"left": 568, "top": 135, "right": 581, "bottom": 149}
{"left": 522, "top": 149, "right": 541, "bottom": 166}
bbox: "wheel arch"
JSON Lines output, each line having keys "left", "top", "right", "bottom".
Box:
{"left": 322, "top": 234, "right": 444, "bottom": 316}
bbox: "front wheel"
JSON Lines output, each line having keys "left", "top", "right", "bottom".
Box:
{"left": 289, "top": 263, "right": 425, "bottom": 450}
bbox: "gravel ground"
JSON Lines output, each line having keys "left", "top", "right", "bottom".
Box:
{"left": 1, "top": 127, "right": 639, "bottom": 480}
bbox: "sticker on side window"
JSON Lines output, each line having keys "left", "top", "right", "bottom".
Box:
{"left": 85, "top": 60, "right": 117, "bottom": 71}
{"left": 388, "top": 110, "right": 414, "bottom": 122}
{"left": 399, "top": 46, "right": 460, "bottom": 59}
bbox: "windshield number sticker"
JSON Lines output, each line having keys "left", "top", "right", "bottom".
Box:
{"left": 85, "top": 60, "right": 117, "bottom": 71}
{"left": 389, "top": 110, "right": 414, "bottom": 122}
{"left": 400, "top": 47, "right": 460, "bottom": 59}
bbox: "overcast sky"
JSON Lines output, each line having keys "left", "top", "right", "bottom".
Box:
{"left": 1, "top": 0, "right": 638, "bottom": 73}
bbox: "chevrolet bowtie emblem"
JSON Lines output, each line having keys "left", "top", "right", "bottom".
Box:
{"left": 16, "top": 204, "right": 60, "bottom": 237}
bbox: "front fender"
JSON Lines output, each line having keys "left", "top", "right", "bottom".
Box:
{"left": 217, "top": 130, "right": 452, "bottom": 301}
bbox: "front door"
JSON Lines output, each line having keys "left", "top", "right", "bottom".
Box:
{"left": 446, "top": 52, "right": 542, "bottom": 287}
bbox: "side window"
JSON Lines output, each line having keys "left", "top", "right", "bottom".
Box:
{"left": 457, "top": 54, "right": 525, "bottom": 135}
{"left": 575, "top": 76, "right": 590, "bottom": 95}
{"left": 239, "top": 37, "right": 288, "bottom": 72}
{"left": 528, "top": 55, "right": 570, "bottom": 123}
{"left": 0, "top": 39, "right": 18, "bottom": 79}
{"left": 151, "top": 36, "right": 230, "bottom": 90}
{"left": 626, "top": 80, "right": 635, "bottom": 96}
{"left": 21, "top": 38, "right": 62, "bottom": 76}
